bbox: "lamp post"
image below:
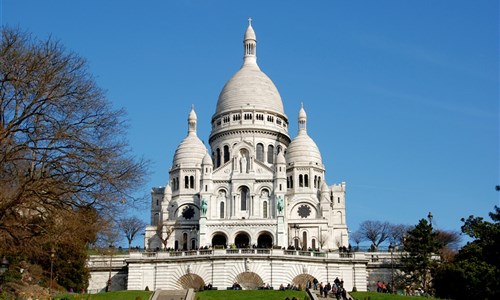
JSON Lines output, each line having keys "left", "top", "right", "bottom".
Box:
{"left": 427, "top": 212, "right": 433, "bottom": 225}
{"left": 388, "top": 243, "right": 394, "bottom": 294}
{"left": 49, "top": 248, "right": 55, "bottom": 298}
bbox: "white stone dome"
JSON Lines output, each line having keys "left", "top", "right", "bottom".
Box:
{"left": 216, "top": 66, "right": 284, "bottom": 115}
{"left": 172, "top": 134, "right": 207, "bottom": 167}
{"left": 214, "top": 20, "right": 285, "bottom": 117}
{"left": 172, "top": 107, "right": 207, "bottom": 167}
{"left": 286, "top": 104, "right": 323, "bottom": 166}
{"left": 286, "top": 131, "right": 323, "bottom": 166}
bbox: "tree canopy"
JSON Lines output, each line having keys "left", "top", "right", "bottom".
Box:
{"left": 0, "top": 27, "right": 148, "bottom": 293}
{"left": 434, "top": 206, "right": 500, "bottom": 299}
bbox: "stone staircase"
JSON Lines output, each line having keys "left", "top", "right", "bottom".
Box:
{"left": 150, "top": 289, "right": 194, "bottom": 300}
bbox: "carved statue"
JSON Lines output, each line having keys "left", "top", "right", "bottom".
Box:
{"left": 277, "top": 196, "right": 284, "bottom": 214}
{"left": 201, "top": 197, "right": 208, "bottom": 216}
{"left": 240, "top": 154, "right": 248, "bottom": 173}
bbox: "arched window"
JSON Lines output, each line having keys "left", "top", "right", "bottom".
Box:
{"left": 290, "top": 176, "right": 293, "bottom": 188}
{"left": 216, "top": 148, "right": 221, "bottom": 168}
{"left": 263, "top": 201, "right": 268, "bottom": 218}
{"left": 184, "top": 176, "right": 189, "bottom": 189}
{"left": 191, "top": 239, "right": 196, "bottom": 250}
{"left": 287, "top": 177, "right": 290, "bottom": 188}
{"left": 302, "top": 232, "right": 307, "bottom": 250}
{"left": 241, "top": 187, "right": 248, "bottom": 211}
{"left": 267, "top": 145, "right": 274, "bottom": 163}
{"left": 312, "top": 239, "right": 316, "bottom": 250}
{"left": 256, "top": 143, "right": 264, "bottom": 161}
{"left": 220, "top": 202, "right": 225, "bottom": 219}
{"left": 183, "top": 233, "right": 188, "bottom": 250}
{"left": 304, "top": 174, "right": 309, "bottom": 187}
{"left": 189, "top": 176, "right": 194, "bottom": 189}
{"left": 223, "top": 145, "right": 230, "bottom": 163}
{"left": 299, "top": 174, "right": 303, "bottom": 187}
{"left": 318, "top": 176, "right": 321, "bottom": 188}
{"left": 314, "top": 176, "right": 317, "bottom": 188}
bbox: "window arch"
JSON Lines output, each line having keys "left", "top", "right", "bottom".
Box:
{"left": 302, "top": 231, "right": 307, "bottom": 250}
{"left": 240, "top": 186, "right": 249, "bottom": 211}
{"left": 304, "top": 174, "right": 309, "bottom": 187}
{"left": 216, "top": 148, "right": 221, "bottom": 168}
{"left": 256, "top": 143, "right": 264, "bottom": 161}
{"left": 263, "top": 201, "right": 268, "bottom": 218}
{"left": 182, "top": 233, "right": 188, "bottom": 250}
{"left": 223, "top": 145, "right": 230, "bottom": 163}
{"left": 220, "top": 202, "right": 225, "bottom": 219}
{"left": 267, "top": 145, "right": 274, "bottom": 163}
{"left": 312, "top": 238, "right": 316, "bottom": 250}
{"left": 184, "top": 176, "right": 189, "bottom": 189}
{"left": 189, "top": 176, "right": 194, "bottom": 189}
{"left": 299, "top": 174, "right": 303, "bottom": 187}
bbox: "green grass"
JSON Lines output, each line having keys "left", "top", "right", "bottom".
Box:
{"left": 350, "top": 292, "right": 437, "bottom": 300}
{"left": 195, "top": 289, "right": 308, "bottom": 300}
{"left": 53, "top": 290, "right": 153, "bottom": 300}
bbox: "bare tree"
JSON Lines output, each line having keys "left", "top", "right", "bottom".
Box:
{"left": 0, "top": 27, "right": 148, "bottom": 252}
{"left": 387, "top": 223, "right": 411, "bottom": 247}
{"left": 356, "top": 220, "right": 390, "bottom": 249}
{"left": 318, "top": 233, "right": 329, "bottom": 249}
{"left": 156, "top": 222, "right": 175, "bottom": 250}
{"left": 435, "top": 229, "right": 461, "bottom": 262}
{"left": 119, "top": 216, "right": 146, "bottom": 249}
{"left": 349, "top": 230, "right": 363, "bottom": 250}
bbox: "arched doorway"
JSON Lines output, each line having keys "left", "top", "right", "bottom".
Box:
{"left": 212, "top": 233, "right": 227, "bottom": 248}
{"left": 257, "top": 232, "right": 273, "bottom": 248}
{"left": 235, "top": 272, "right": 264, "bottom": 290}
{"left": 178, "top": 273, "right": 205, "bottom": 291}
{"left": 292, "top": 274, "right": 316, "bottom": 290}
{"left": 235, "top": 232, "right": 250, "bottom": 248}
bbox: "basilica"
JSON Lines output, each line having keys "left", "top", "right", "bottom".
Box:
{"left": 144, "top": 19, "right": 348, "bottom": 252}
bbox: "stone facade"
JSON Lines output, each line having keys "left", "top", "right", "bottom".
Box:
{"left": 145, "top": 19, "right": 348, "bottom": 256}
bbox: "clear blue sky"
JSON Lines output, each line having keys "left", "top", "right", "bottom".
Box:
{"left": 3, "top": 1, "right": 498, "bottom": 247}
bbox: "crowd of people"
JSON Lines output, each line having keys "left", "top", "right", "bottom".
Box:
{"left": 316, "top": 277, "right": 349, "bottom": 299}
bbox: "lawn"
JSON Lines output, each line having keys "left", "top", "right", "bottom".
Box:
{"left": 53, "top": 290, "right": 153, "bottom": 300}
{"left": 350, "top": 292, "right": 437, "bottom": 300}
{"left": 195, "top": 289, "right": 308, "bottom": 300}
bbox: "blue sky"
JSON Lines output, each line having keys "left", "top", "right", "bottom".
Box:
{"left": 2, "top": 1, "right": 498, "bottom": 247}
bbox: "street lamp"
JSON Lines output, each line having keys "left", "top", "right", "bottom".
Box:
{"left": 427, "top": 212, "right": 433, "bottom": 225}
{"left": 49, "top": 248, "right": 55, "bottom": 298}
{"left": 388, "top": 243, "right": 395, "bottom": 294}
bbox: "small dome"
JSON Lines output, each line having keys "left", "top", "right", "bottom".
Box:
{"left": 202, "top": 151, "right": 213, "bottom": 165}
{"left": 298, "top": 104, "right": 307, "bottom": 119}
{"left": 244, "top": 19, "right": 256, "bottom": 41}
{"left": 286, "top": 132, "right": 323, "bottom": 166}
{"left": 286, "top": 104, "right": 323, "bottom": 166}
{"left": 172, "top": 134, "right": 207, "bottom": 167}
{"left": 276, "top": 150, "right": 286, "bottom": 164}
{"left": 172, "top": 107, "right": 207, "bottom": 167}
{"left": 321, "top": 181, "right": 329, "bottom": 193}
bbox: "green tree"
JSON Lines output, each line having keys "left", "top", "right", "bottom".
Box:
{"left": 434, "top": 206, "right": 500, "bottom": 299}
{"left": 400, "top": 218, "right": 441, "bottom": 294}
{"left": 0, "top": 27, "right": 148, "bottom": 293}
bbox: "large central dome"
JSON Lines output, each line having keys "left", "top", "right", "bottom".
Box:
{"left": 213, "top": 20, "right": 285, "bottom": 117}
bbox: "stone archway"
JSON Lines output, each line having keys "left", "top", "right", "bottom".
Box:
{"left": 235, "top": 272, "right": 264, "bottom": 290}
{"left": 212, "top": 233, "right": 227, "bottom": 248}
{"left": 178, "top": 273, "right": 205, "bottom": 291}
{"left": 257, "top": 232, "right": 273, "bottom": 248}
{"left": 292, "top": 274, "right": 316, "bottom": 290}
{"left": 235, "top": 232, "right": 250, "bottom": 248}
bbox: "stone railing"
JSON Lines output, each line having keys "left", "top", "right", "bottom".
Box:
{"left": 127, "top": 249, "right": 364, "bottom": 260}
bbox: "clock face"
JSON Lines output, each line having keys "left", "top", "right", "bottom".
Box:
{"left": 298, "top": 204, "right": 311, "bottom": 218}
{"left": 182, "top": 206, "right": 195, "bottom": 220}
